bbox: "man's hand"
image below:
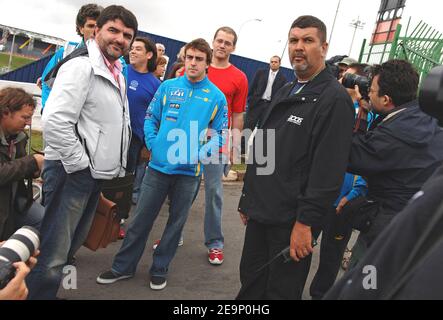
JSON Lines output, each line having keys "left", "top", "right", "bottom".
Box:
{"left": 27, "top": 250, "right": 40, "bottom": 270}
{"left": 33, "top": 154, "right": 44, "bottom": 173}
{"left": 290, "top": 222, "right": 314, "bottom": 262}
{"left": 336, "top": 196, "right": 349, "bottom": 214}
{"left": 0, "top": 262, "right": 30, "bottom": 300}
{"left": 239, "top": 211, "right": 249, "bottom": 226}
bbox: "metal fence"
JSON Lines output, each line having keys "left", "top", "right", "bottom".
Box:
{"left": 359, "top": 19, "right": 443, "bottom": 80}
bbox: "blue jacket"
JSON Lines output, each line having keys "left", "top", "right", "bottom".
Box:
{"left": 145, "top": 76, "right": 228, "bottom": 177}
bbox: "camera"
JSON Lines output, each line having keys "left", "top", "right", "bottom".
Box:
{"left": 0, "top": 226, "right": 40, "bottom": 289}
{"left": 419, "top": 65, "right": 443, "bottom": 126}
{"left": 342, "top": 73, "right": 371, "bottom": 100}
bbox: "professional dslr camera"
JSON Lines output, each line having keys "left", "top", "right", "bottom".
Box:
{"left": 342, "top": 72, "right": 371, "bottom": 100}
{"left": 419, "top": 65, "right": 443, "bottom": 126}
{"left": 0, "top": 226, "right": 40, "bottom": 289}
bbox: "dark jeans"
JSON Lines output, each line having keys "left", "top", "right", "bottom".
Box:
{"left": 310, "top": 207, "right": 353, "bottom": 300}
{"left": 237, "top": 219, "right": 321, "bottom": 300}
{"left": 126, "top": 134, "right": 144, "bottom": 174}
{"left": 26, "top": 160, "right": 102, "bottom": 300}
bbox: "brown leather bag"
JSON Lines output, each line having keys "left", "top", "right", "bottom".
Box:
{"left": 84, "top": 194, "right": 120, "bottom": 251}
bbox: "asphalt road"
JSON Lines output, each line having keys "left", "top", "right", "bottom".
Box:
{"left": 57, "top": 181, "right": 352, "bottom": 300}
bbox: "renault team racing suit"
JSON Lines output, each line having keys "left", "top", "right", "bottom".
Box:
{"left": 145, "top": 75, "right": 228, "bottom": 176}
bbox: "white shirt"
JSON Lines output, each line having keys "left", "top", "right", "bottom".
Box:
{"left": 262, "top": 69, "right": 279, "bottom": 101}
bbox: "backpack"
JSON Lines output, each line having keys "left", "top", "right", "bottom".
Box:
{"left": 44, "top": 46, "right": 89, "bottom": 90}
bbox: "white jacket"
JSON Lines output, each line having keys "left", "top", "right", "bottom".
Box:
{"left": 43, "top": 40, "right": 131, "bottom": 180}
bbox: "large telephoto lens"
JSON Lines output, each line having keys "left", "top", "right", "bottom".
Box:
{"left": 0, "top": 226, "right": 40, "bottom": 264}
{"left": 0, "top": 226, "right": 40, "bottom": 289}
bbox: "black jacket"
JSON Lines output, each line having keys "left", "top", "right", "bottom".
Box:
{"left": 239, "top": 68, "right": 355, "bottom": 227}
{"left": 325, "top": 163, "right": 443, "bottom": 300}
{"left": 349, "top": 101, "right": 443, "bottom": 242}
{"left": 0, "top": 131, "right": 38, "bottom": 240}
{"left": 248, "top": 68, "right": 288, "bottom": 107}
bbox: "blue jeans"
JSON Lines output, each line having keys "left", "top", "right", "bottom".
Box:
{"left": 26, "top": 160, "right": 102, "bottom": 300}
{"left": 132, "top": 162, "right": 146, "bottom": 204}
{"left": 111, "top": 167, "right": 200, "bottom": 278}
{"left": 15, "top": 202, "right": 45, "bottom": 231}
{"left": 203, "top": 162, "right": 225, "bottom": 249}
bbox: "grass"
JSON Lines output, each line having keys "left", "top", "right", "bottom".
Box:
{"left": 0, "top": 53, "right": 35, "bottom": 71}
{"left": 30, "top": 130, "right": 43, "bottom": 154}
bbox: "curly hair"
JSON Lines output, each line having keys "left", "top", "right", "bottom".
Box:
{"left": 372, "top": 60, "right": 419, "bottom": 107}
{"left": 0, "top": 87, "right": 35, "bottom": 119}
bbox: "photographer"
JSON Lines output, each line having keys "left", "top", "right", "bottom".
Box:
{"left": 347, "top": 60, "right": 443, "bottom": 264}
{"left": 0, "top": 87, "right": 44, "bottom": 241}
{"left": 325, "top": 66, "right": 443, "bottom": 299}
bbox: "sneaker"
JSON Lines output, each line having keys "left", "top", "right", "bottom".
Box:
{"left": 152, "top": 237, "right": 184, "bottom": 250}
{"left": 96, "top": 270, "right": 133, "bottom": 285}
{"left": 150, "top": 276, "right": 167, "bottom": 290}
{"left": 208, "top": 248, "right": 224, "bottom": 265}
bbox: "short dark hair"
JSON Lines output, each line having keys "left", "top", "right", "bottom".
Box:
{"left": 134, "top": 36, "right": 158, "bottom": 73}
{"left": 185, "top": 38, "right": 213, "bottom": 65}
{"left": 0, "top": 87, "right": 35, "bottom": 119}
{"left": 372, "top": 59, "right": 419, "bottom": 107}
{"left": 271, "top": 55, "right": 281, "bottom": 63}
{"left": 290, "top": 15, "right": 327, "bottom": 43}
{"left": 214, "top": 26, "right": 238, "bottom": 46}
{"left": 76, "top": 4, "right": 103, "bottom": 37}
{"left": 96, "top": 5, "right": 138, "bottom": 35}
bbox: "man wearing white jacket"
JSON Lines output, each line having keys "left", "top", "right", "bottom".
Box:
{"left": 26, "top": 5, "right": 137, "bottom": 300}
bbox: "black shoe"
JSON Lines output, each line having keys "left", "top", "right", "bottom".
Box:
{"left": 67, "top": 255, "right": 76, "bottom": 266}
{"left": 96, "top": 270, "right": 133, "bottom": 285}
{"left": 150, "top": 276, "right": 167, "bottom": 290}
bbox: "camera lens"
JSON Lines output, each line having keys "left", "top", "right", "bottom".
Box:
{"left": 0, "top": 226, "right": 40, "bottom": 264}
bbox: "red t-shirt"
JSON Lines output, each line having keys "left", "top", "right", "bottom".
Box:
{"left": 208, "top": 64, "right": 248, "bottom": 128}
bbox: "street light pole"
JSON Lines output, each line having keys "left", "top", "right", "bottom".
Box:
{"left": 329, "top": 0, "right": 342, "bottom": 46}
{"left": 238, "top": 18, "right": 262, "bottom": 38}
{"left": 349, "top": 16, "right": 365, "bottom": 56}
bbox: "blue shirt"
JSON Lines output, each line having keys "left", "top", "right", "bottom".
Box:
{"left": 127, "top": 65, "right": 161, "bottom": 141}
{"left": 334, "top": 100, "right": 371, "bottom": 206}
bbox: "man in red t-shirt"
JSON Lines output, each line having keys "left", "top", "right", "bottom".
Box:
{"left": 204, "top": 26, "right": 248, "bottom": 265}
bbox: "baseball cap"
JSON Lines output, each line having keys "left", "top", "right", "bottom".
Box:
{"left": 338, "top": 57, "right": 358, "bottom": 66}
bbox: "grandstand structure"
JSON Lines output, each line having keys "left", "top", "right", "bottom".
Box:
{"left": 0, "top": 24, "right": 65, "bottom": 73}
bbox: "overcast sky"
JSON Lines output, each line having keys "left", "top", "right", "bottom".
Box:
{"left": 1, "top": 0, "right": 442, "bottom": 68}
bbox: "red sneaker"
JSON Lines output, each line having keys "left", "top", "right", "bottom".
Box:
{"left": 208, "top": 248, "right": 224, "bottom": 265}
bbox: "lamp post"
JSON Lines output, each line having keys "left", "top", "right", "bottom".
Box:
{"left": 349, "top": 16, "right": 365, "bottom": 56}
{"left": 329, "top": 0, "right": 342, "bottom": 46}
{"left": 238, "top": 18, "right": 262, "bottom": 38}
